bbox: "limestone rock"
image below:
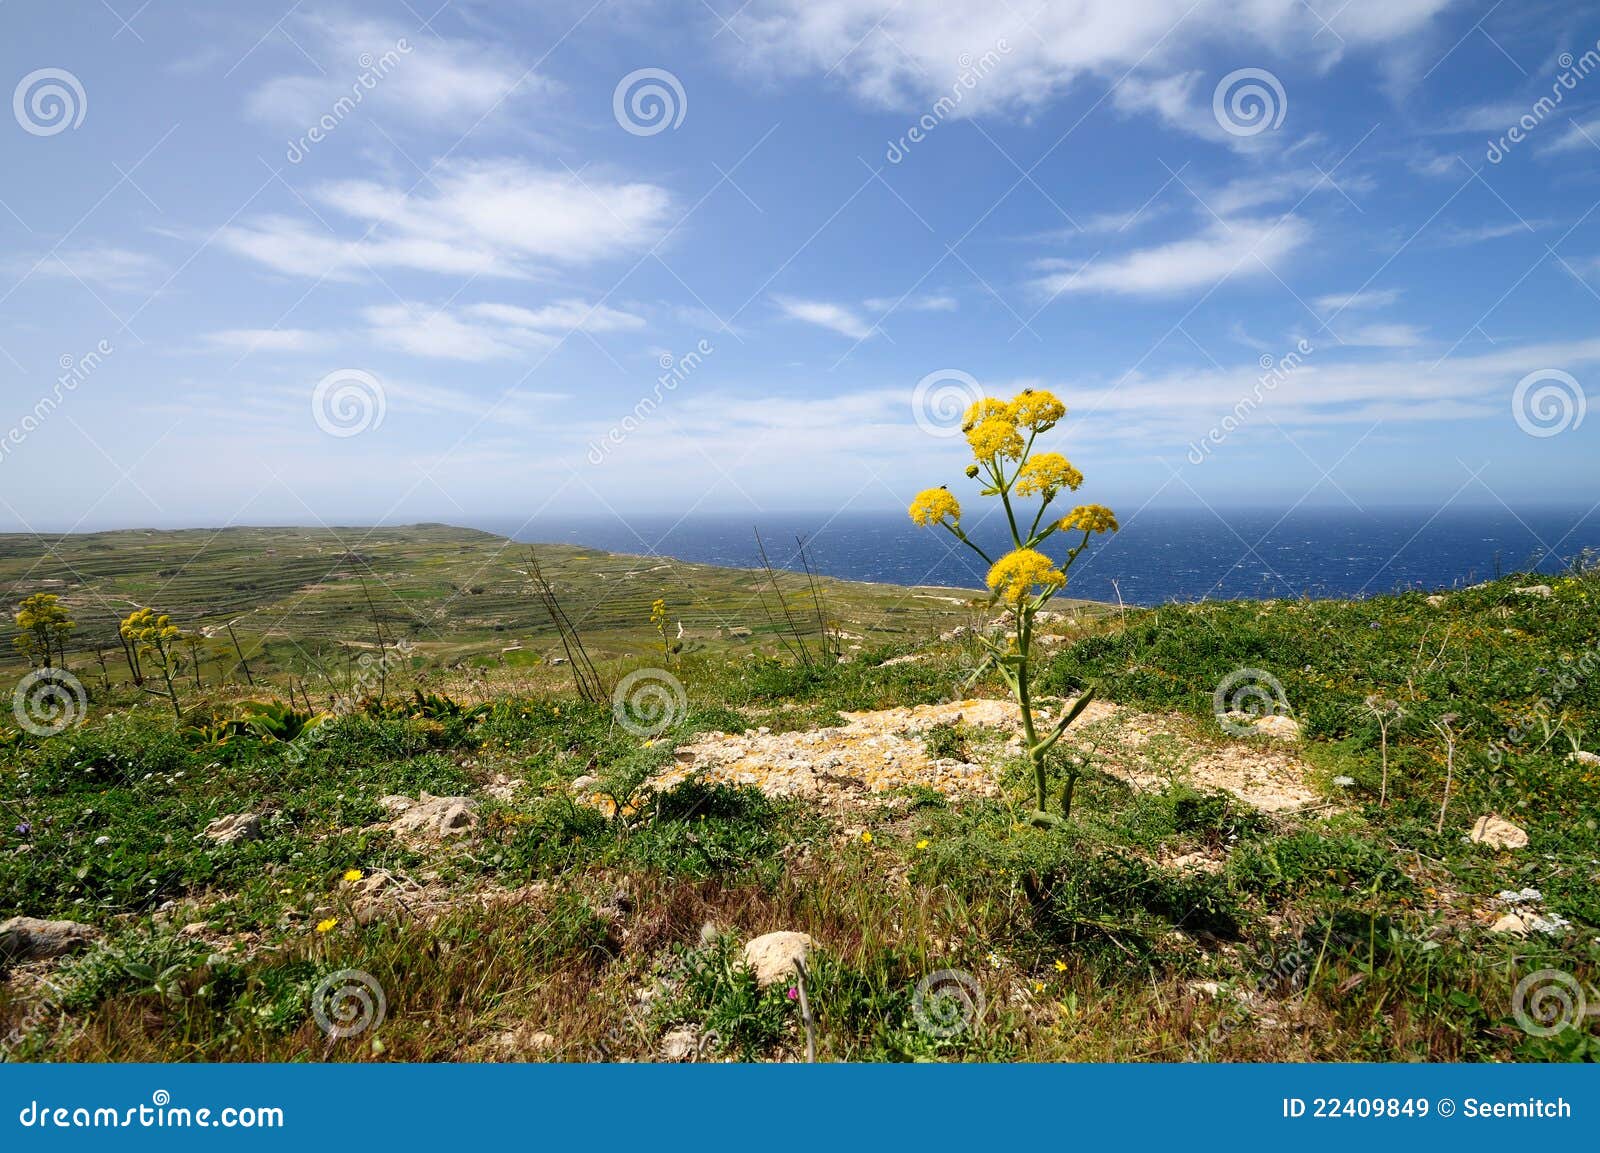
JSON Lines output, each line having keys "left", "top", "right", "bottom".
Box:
{"left": 383, "top": 793, "right": 478, "bottom": 840}
{"left": 1252, "top": 714, "right": 1302, "bottom": 742}
{"left": 742, "top": 930, "right": 813, "bottom": 987}
{"left": 1514, "top": 584, "right": 1554, "bottom": 598}
{"left": 1469, "top": 814, "right": 1528, "bottom": 850}
{"left": 204, "top": 811, "right": 266, "bottom": 845}
{"left": 0, "top": 916, "right": 99, "bottom": 963}
{"left": 1569, "top": 751, "right": 1600, "bottom": 767}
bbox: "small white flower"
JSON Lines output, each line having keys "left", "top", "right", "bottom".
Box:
{"left": 1332, "top": 775, "right": 1354, "bottom": 788}
{"left": 93, "top": 835, "right": 110, "bottom": 845}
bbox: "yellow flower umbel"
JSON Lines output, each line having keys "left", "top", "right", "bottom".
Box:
{"left": 965, "top": 417, "right": 1024, "bottom": 462}
{"left": 1008, "top": 388, "right": 1066, "bottom": 432}
{"left": 986, "top": 549, "right": 1065, "bottom": 604}
{"left": 1059, "top": 504, "right": 1119, "bottom": 534}
{"left": 906, "top": 388, "right": 1114, "bottom": 824}
{"left": 909, "top": 487, "right": 961, "bottom": 527}
{"left": 1014, "top": 452, "right": 1083, "bottom": 498}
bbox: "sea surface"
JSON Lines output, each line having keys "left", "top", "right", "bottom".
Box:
{"left": 472, "top": 506, "right": 1600, "bottom": 607}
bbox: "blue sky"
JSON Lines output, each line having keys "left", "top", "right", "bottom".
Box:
{"left": 1, "top": 0, "right": 1597, "bottom": 534}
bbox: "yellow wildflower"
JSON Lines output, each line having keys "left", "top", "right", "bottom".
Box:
{"left": 860, "top": 830, "right": 873, "bottom": 844}
{"left": 966, "top": 417, "right": 1025, "bottom": 462}
{"left": 986, "top": 548, "right": 1065, "bottom": 604}
{"left": 1013, "top": 452, "right": 1083, "bottom": 497}
{"left": 1058, "top": 504, "right": 1119, "bottom": 535}
{"left": 1054, "top": 958, "right": 1068, "bottom": 972}
{"left": 315, "top": 918, "right": 338, "bottom": 933}
{"left": 909, "top": 486, "right": 962, "bottom": 527}
{"left": 962, "top": 397, "right": 1011, "bottom": 427}
{"left": 342, "top": 869, "right": 363, "bottom": 882}
{"left": 1007, "top": 388, "right": 1066, "bottom": 431}
{"left": 915, "top": 838, "right": 930, "bottom": 850}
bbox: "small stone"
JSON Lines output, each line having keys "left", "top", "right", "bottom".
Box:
{"left": 1426, "top": 594, "right": 1446, "bottom": 606}
{"left": 569, "top": 775, "right": 601, "bottom": 793}
{"left": 1513, "top": 584, "right": 1554, "bottom": 598}
{"left": 1469, "top": 814, "right": 1528, "bottom": 850}
{"left": 0, "top": 916, "right": 99, "bottom": 963}
{"left": 661, "top": 1027, "right": 698, "bottom": 1061}
{"left": 1253, "top": 714, "right": 1302, "bottom": 741}
{"left": 741, "top": 930, "right": 813, "bottom": 987}
{"left": 1569, "top": 751, "right": 1600, "bottom": 767}
{"left": 1490, "top": 912, "right": 1533, "bottom": 936}
{"left": 204, "top": 811, "right": 266, "bottom": 845}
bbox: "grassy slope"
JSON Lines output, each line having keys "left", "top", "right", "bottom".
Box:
{"left": 1, "top": 539, "right": 1597, "bottom": 1063}
{"left": 0, "top": 524, "right": 1023, "bottom": 677}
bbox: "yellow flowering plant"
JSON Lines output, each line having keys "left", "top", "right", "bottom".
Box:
{"left": 908, "top": 388, "right": 1118, "bottom": 824}
{"left": 119, "top": 606, "right": 188, "bottom": 720}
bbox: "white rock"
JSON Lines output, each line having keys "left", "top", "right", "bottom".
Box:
{"left": 1469, "top": 814, "right": 1528, "bottom": 850}
{"left": 1514, "top": 584, "right": 1554, "bottom": 598}
{"left": 204, "top": 811, "right": 266, "bottom": 845}
{"left": 1253, "top": 714, "right": 1302, "bottom": 742}
{"left": 0, "top": 916, "right": 99, "bottom": 962}
{"left": 1569, "top": 751, "right": 1600, "bottom": 767}
{"left": 741, "top": 930, "right": 813, "bottom": 987}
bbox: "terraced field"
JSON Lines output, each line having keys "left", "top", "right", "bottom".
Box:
{"left": 0, "top": 524, "right": 1085, "bottom": 681}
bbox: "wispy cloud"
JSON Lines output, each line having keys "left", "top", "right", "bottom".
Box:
{"left": 362, "top": 298, "right": 645, "bottom": 362}
{"left": 219, "top": 160, "right": 672, "bottom": 280}
{"left": 772, "top": 295, "right": 875, "bottom": 339}
{"left": 204, "top": 328, "right": 333, "bottom": 353}
{"left": 17, "top": 246, "right": 163, "bottom": 290}
{"left": 1032, "top": 217, "right": 1310, "bottom": 298}
{"left": 863, "top": 293, "right": 958, "bottom": 313}
{"left": 1315, "top": 288, "right": 1401, "bottom": 312}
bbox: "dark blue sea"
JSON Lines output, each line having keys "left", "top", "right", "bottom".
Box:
{"left": 475, "top": 506, "right": 1600, "bottom": 607}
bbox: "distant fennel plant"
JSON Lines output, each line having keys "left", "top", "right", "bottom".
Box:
{"left": 908, "top": 389, "right": 1117, "bottom": 824}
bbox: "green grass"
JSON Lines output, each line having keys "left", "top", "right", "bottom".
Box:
{"left": 2, "top": 542, "right": 1597, "bottom": 1063}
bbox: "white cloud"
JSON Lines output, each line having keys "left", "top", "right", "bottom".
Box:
{"left": 1209, "top": 168, "right": 1375, "bottom": 216}
{"left": 1547, "top": 116, "right": 1600, "bottom": 154}
{"left": 1335, "top": 323, "right": 1425, "bottom": 347}
{"left": 21, "top": 246, "right": 162, "bottom": 289}
{"left": 1032, "top": 217, "right": 1310, "bottom": 297}
{"left": 363, "top": 298, "right": 645, "bottom": 362}
{"left": 722, "top": 0, "right": 1452, "bottom": 123}
{"left": 219, "top": 159, "right": 672, "bottom": 280}
{"left": 204, "top": 328, "right": 332, "bottom": 353}
{"left": 1315, "top": 288, "right": 1400, "bottom": 312}
{"left": 246, "top": 13, "right": 543, "bottom": 131}
{"left": 863, "top": 293, "right": 958, "bottom": 313}
{"left": 772, "top": 295, "right": 875, "bottom": 339}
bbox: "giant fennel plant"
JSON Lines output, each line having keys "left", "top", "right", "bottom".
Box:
{"left": 909, "top": 388, "right": 1117, "bottom": 824}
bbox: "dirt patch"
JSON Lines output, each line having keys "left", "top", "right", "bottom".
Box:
{"left": 657, "top": 697, "right": 1324, "bottom": 814}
